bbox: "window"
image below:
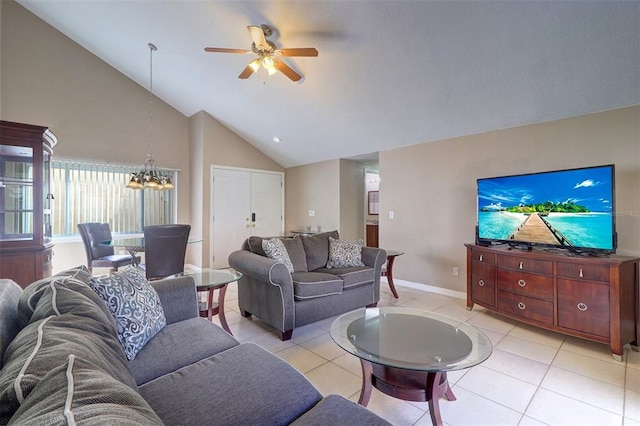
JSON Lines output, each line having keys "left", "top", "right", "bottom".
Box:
{"left": 51, "top": 160, "right": 174, "bottom": 237}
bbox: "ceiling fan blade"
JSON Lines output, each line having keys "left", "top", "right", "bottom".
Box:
{"left": 272, "top": 59, "right": 302, "bottom": 82}
{"left": 248, "top": 25, "right": 270, "bottom": 50}
{"left": 274, "top": 48, "right": 318, "bottom": 57}
{"left": 238, "top": 65, "right": 255, "bottom": 79}
{"left": 204, "top": 47, "right": 251, "bottom": 54}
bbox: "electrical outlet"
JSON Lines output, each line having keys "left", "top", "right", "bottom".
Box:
{"left": 389, "top": 210, "right": 395, "bottom": 219}
{"left": 309, "top": 210, "right": 315, "bottom": 217}
{"left": 452, "top": 267, "right": 459, "bottom": 276}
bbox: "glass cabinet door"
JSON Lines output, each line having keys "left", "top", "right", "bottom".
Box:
{"left": 0, "top": 145, "right": 35, "bottom": 241}
{"left": 43, "top": 150, "right": 53, "bottom": 243}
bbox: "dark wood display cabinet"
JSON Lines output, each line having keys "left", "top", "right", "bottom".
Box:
{"left": 465, "top": 244, "right": 639, "bottom": 361}
{"left": 0, "top": 121, "right": 57, "bottom": 288}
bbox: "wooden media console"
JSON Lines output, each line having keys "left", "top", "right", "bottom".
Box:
{"left": 465, "top": 244, "right": 639, "bottom": 361}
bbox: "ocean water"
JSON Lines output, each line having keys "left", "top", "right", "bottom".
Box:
{"left": 478, "top": 211, "right": 614, "bottom": 250}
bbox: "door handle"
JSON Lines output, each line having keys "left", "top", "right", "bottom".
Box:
{"left": 251, "top": 213, "right": 256, "bottom": 222}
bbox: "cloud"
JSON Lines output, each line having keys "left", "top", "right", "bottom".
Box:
{"left": 574, "top": 179, "right": 599, "bottom": 189}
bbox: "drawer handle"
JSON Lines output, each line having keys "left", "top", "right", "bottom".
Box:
{"left": 577, "top": 302, "right": 588, "bottom": 311}
{"left": 478, "top": 280, "right": 485, "bottom": 287}
{"left": 517, "top": 302, "right": 526, "bottom": 310}
{"left": 579, "top": 268, "right": 583, "bottom": 278}
{"left": 479, "top": 254, "right": 483, "bottom": 262}
{"left": 517, "top": 279, "right": 526, "bottom": 287}
{"left": 519, "top": 261, "right": 524, "bottom": 269}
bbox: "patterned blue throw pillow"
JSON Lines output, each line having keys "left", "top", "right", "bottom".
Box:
{"left": 90, "top": 267, "right": 166, "bottom": 360}
{"left": 262, "top": 238, "right": 295, "bottom": 272}
{"left": 326, "top": 237, "right": 365, "bottom": 268}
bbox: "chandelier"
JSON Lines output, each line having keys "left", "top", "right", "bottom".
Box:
{"left": 126, "top": 43, "right": 174, "bottom": 190}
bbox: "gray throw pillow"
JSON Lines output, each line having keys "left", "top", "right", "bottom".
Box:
{"left": 326, "top": 237, "right": 365, "bottom": 268}
{"left": 90, "top": 267, "right": 166, "bottom": 360}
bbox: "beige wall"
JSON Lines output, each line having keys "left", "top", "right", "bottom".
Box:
{"left": 339, "top": 159, "right": 365, "bottom": 241}
{"left": 1, "top": 2, "right": 284, "bottom": 272}
{"left": 380, "top": 106, "right": 640, "bottom": 292}
{"left": 285, "top": 160, "right": 340, "bottom": 234}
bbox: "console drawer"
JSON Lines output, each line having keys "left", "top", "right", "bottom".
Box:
{"left": 471, "top": 262, "right": 496, "bottom": 307}
{"left": 497, "top": 268, "right": 554, "bottom": 299}
{"left": 558, "top": 279, "right": 610, "bottom": 337}
{"left": 498, "top": 291, "right": 554, "bottom": 325}
{"left": 556, "top": 262, "right": 610, "bottom": 283}
{"left": 471, "top": 249, "right": 496, "bottom": 265}
{"left": 498, "top": 255, "right": 552, "bottom": 275}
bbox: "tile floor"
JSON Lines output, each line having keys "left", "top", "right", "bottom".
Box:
{"left": 211, "top": 281, "right": 640, "bottom": 426}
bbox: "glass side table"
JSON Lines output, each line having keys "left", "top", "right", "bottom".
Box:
{"left": 186, "top": 268, "right": 242, "bottom": 335}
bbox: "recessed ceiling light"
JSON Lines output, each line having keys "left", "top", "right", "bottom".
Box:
{"left": 273, "top": 137, "right": 281, "bottom": 143}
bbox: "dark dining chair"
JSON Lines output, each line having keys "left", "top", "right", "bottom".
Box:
{"left": 77, "top": 223, "right": 139, "bottom": 273}
{"left": 143, "top": 224, "right": 191, "bottom": 280}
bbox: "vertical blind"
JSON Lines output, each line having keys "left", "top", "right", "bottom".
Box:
{"left": 51, "top": 160, "right": 174, "bottom": 236}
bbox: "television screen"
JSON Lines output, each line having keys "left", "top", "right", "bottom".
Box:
{"left": 477, "top": 165, "right": 616, "bottom": 253}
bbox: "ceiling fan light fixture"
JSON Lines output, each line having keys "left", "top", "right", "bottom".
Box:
{"left": 248, "top": 58, "right": 261, "bottom": 72}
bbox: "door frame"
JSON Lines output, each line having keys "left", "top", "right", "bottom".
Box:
{"left": 210, "top": 165, "right": 285, "bottom": 268}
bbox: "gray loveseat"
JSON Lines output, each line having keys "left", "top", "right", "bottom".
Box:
{"left": 0, "top": 267, "right": 390, "bottom": 425}
{"left": 229, "top": 231, "right": 387, "bottom": 340}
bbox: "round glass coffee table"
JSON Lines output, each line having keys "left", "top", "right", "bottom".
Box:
{"left": 330, "top": 307, "right": 492, "bottom": 426}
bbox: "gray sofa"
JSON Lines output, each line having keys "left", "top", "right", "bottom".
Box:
{"left": 0, "top": 268, "right": 390, "bottom": 425}
{"left": 229, "top": 231, "right": 387, "bottom": 340}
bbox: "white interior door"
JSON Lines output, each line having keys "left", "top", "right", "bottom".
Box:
{"left": 212, "top": 167, "right": 283, "bottom": 268}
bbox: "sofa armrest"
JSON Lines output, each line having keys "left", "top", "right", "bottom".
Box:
{"left": 151, "top": 275, "right": 198, "bottom": 324}
{"left": 228, "top": 250, "right": 293, "bottom": 291}
{"left": 362, "top": 247, "right": 387, "bottom": 272}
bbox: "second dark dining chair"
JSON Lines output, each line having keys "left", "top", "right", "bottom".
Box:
{"left": 77, "top": 222, "right": 139, "bottom": 273}
{"left": 143, "top": 224, "right": 191, "bottom": 280}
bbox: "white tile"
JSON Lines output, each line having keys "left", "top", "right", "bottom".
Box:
{"left": 273, "top": 345, "right": 327, "bottom": 374}
{"left": 517, "top": 416, "right": 549, "bottom": 426}
{"left": 627, "top": 368, "right": 640, "bottom": 392}
{"left": 227, "top": 318, "right": 271, "bottom": 340}
{"left": 304, "top": 362, "right": 361, "bottom": 398}
{"left": 552, "top": 350, "right": 626, "bottom": 387}
{"left": 540, "top": 366, "right": 624, "bottom": 415}
{"left": 439, "top": 386, "right": 522, "bottom": 426}
{"left": 482, "top": 348, "right": 550, "bottom": 386}
{"left": 496, "top": 335, "right": 559, "bottom": 364}
{"left": 290, "top": 323, "right": 327, "bottom": 343}
{"left": 561, "top": 335, "right": 625, "bottom": 363}
{"left": 456, "top": 365, "right": 537, "bottom": 412}
{"left": 331, "top": 352, "right": 363, "bottom": 377}
{"left": 398, "top": 297, "right": 448, "bottom": 311}
{"left": 508, "top": 323, "right": 566, "bottom": 348}
{"left": 468, "top": 311, "right": 517, "bottom": 335}
{"left": 240, "top": 330, "right": 296, "bottom": 353}
{"left": 625, "top": 389, "right": 640, "bottom": 422}
{"left": 627, "top": 347, "right": 640, "bottom": 371}
{"left": 526, "top": 388, "right": 622, "bottom": 426}
{"left": 358, "top": 389, "right": 427, "bottom": 426}
{"left": 297, "top": 332, "right": 347, "bottom": 361}
{"left": 625, "top": 418, "right": 640, "bottom": 426}
{"left": 477, "top": 327, "right": 507, "bottom": 347}
{"left": 434, "top": 299, "right": 480, "bottom": 322}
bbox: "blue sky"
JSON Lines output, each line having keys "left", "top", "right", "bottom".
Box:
{"left": 478, "top": 166, "right": 614, "bottom": 212}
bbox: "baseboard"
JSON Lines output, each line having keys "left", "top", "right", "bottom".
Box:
{"left": 383, "top": 277, "right": 466, "bottom": 300}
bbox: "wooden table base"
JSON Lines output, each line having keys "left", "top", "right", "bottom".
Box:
{"left": 198, "top": 284, "right": 231, "bottom": 335}
{"left": 358, "top": 360, "right": 456, "bottom": 426}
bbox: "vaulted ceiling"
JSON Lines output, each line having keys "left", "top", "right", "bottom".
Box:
{"left": 17, "top": 1, "right": 640, "bottom": 168}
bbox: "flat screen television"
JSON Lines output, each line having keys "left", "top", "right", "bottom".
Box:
{"left": 476, "top": 164, "right": 616, "bottom": 254}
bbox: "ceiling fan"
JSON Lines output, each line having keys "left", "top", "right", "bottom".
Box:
{"left": 204, "top": 24, "right": 318, "bottom": 82}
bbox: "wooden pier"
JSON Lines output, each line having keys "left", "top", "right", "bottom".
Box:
{"left": 509, "top": 213, "right": 572, "bottom": 246}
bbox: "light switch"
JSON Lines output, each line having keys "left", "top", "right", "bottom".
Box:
{"left": 309, "top": 210, "right": 315, "bottom": 217}
{"left": 389, "top": 210, "right": 395, "bottom": 219}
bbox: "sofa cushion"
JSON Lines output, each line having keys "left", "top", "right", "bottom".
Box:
{"left": 302, "top": 230, "right": 340, "bottom": 271}
{"left": 314, "top": 266, "right": 374, "bottom": 289}
{"left": 247, "top": 235, "right": 268, "bottom": 256}
{"left": 290, "top": 394, "right": 392, "bottom": 425}
{"left": 128, "top": 317, "right": 240, "bottom": 386}
{"left": 90, "top": 267, "right": 166, "bottom": 360}
{"left": 7, "top": 355, "right": 162, "bottom": 425}
{"left": 262, "top": 237, "right": 295, "bottom": 272}
{"left": 17, "top": 265, "right": 95, "bottom": 329}
{"left": 139, "top": 343, "right": 322, "bottom": 425}
{"left": 291, "top": 272, "right": 343, "bottom": 300}
{"left": 0, "top": 308, "right": 136, "bottom": 422}
{"left": 0, "top": 280, "right": 22, "bottom": 370}
{"left": 326, "top": 237, "right": 365, "bottom": 268}
{"left": 281, "top": 236, "right": 308, "bottom": 272}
